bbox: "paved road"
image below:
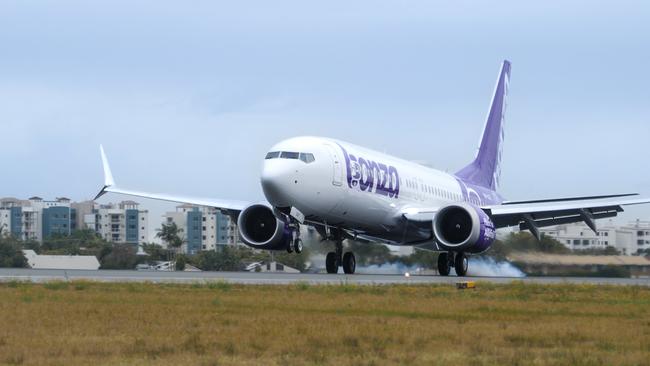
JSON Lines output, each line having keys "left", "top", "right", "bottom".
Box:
{"left": 0, "top": 268, "right": 648, "bottom": 286}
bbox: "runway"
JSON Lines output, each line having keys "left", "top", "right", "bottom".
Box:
{"left": 0, "top": 268, "right": 648, "bottom": 286}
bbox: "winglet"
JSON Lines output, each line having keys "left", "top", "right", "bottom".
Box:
{"left": 100, "top": 145, "right": 115, "bottom": 187}
{"left": 94, "top": 145, "right": 116, "bottom": 200}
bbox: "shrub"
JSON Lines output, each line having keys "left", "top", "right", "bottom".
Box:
{"left": 0, "top": 240, "right": 28, "bottom": 268}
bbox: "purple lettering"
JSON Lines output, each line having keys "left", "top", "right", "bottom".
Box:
{"left": 368, "top": 160, "right": 380, "bottom": 193}
{"left": 388, "top": 166, "right": 400, "bottom": 198}
{"left": 375, "top": 163, "right": 389, "bottom": 196}
{"left": 349, "top": 154, "right": 360, "bottom": 187}
{"left": 337, "top": 143, "right": 400, "bottom": 200}
{"left": 358, "top": 158, "right": 373, "bottom": 191}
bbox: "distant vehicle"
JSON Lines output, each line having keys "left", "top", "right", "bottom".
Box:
{"left": 95, "top": 60, "right": 650, "bottom": 277}
{"left": 154, "top": 262, "right": 174, "bottom": 271}
{"left": 135, "top": 264, "right": 155, "bottom": 271}
{"left": 245, "top": 261, "right": 300, "bottom": 273}
{"left": 245, "top": 262, "right": 264, "bottom": 272}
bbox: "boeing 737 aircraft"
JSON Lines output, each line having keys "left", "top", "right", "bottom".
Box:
{"left": 95, "top": 60, "right": 650, "bottom": 276}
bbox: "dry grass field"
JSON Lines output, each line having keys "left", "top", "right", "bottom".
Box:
{"left": 0, "top": 281, "right": 649, "bottom": 366}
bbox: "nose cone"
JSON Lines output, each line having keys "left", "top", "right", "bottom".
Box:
{"left": 261, "top": 160, "right": 293, "bottom": 207}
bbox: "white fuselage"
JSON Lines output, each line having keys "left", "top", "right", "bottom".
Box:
{"left": 261, "top": 136, "right": 484, "bottom": 245}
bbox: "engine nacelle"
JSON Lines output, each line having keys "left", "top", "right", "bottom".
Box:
{"left": 432, "top": 202, "right": 496, "bottom": 254}
{"left": 237, "top": 204, "right": 292, "bottom": 250}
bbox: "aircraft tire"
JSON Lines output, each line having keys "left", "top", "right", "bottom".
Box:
{"left": 293, "top": 239, "right": 303, "bottom": 254}
{"left": 342, "top": 252, "right": 356, "bottom": 274}
{"left": 455, "top": 252, "right": 468, "bottom": 276}
{"left": 326, "top": 252, "right": 338, "bottom": 274}
{"left": 438, "top": 253, "right": 451, "bottom": 276}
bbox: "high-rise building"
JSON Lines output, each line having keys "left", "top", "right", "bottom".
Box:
{"left": 163, "top": 205, "right": 239, "bottom": 254}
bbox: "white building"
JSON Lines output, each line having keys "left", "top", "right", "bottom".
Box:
{"left": 91, "top": 201, "right": 149, "bottom": 245}
{"left": 0, "top": 197, "right": 76, "bottom": 242}
{"left": 0, "top": 197, "right": 149, "bottom": 246}
{"left": 71, "top": 200, "right": 96, "bottom": 232}
{"left": 0, "top": 208, "right": 10, "bottom": 236}
{"left": 541, "top": 219, "right": 650, "bottom": 255}
{"left": 22, "top": 250, "right": 100, "bottom": 270}
{"left": 163, "top": 205, "right": 239, "bottom": 254}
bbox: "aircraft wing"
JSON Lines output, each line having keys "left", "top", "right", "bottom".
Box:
{"left": 484, "top": 195, "right": 650, "bottom": 239}
{"left": 94, "top": 145, "right": 249, "bottom": 214}
{"left": 399, "top": 194, "right": 650, "bottom": 241}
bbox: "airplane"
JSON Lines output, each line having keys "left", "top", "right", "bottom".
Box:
{"left": 95, "top": 60, "right": 650, "bottom": 276}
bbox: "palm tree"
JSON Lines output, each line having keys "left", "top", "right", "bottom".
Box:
{"left": 155, "top": 222, "right": 185, "bottom": 263}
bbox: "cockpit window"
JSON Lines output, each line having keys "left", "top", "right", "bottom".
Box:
{"left": 266, "top": 151, "right": 315, "bottom": 163}
{"left": 300, "top": 153, "right": 315, "bottom": 164}
{"left": 280, "top": 151, "right": 300, "bottom": 159}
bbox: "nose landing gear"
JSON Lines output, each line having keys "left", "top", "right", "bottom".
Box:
{"left": 285, "top": 222, "right": 303, "bottom": 254}
{"left": 437, "top": 252, "right": 468, "bottom": 277}
{"left": 293, "top": 238, "right": 303, "bottom": 254}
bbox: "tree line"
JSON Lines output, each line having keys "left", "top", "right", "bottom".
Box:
{"left": 0, "top": 223, "right": 635, "bottom": 271}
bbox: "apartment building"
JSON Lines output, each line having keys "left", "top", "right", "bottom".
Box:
{"left": 163, "top": 205, "right": 239, "bottom": 254}
{"left": 541, "top": 219, "right": 650, "bottom": 255}
{"left": 0, "top": 197, "right": 149, "bottom": 245}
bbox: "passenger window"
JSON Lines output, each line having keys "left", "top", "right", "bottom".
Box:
{"left": 265, "top": 151, "right": 280, "bottom": 159}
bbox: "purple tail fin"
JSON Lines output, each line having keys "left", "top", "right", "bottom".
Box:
{"left": 456, "top": 60, "right": 511, "bottom": 191}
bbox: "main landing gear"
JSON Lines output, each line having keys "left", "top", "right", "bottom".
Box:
{"left": 287, "top": 223, "right": 356, "bottom": 274}
{"left": 325, "top": 236, "right": 356, "bottom": 274}
{"left": 437, "top": 252, "right": 468, "bottom": 277}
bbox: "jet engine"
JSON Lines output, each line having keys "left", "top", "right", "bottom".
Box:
{"left": 237, "top": 204, "right": 292, "bottom": 250}
{"left": 432, "top": 202, "right": 496, "bottom": 253}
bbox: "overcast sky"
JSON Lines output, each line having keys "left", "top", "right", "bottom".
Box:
{"left": 1, "top": 0, "right": 649, "bottom": 228}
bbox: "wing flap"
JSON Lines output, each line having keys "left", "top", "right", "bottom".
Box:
{"left": 485, "top": 195, "right": 650, "bottom": 238}
{"left": 489, "top": 205, "right": 624, "bottom": 228}
{"left": 502, "top": 193, "right": 638, "bottom": 205}
{"left": 485, "top": 196, "right": 650, "bottom": 217}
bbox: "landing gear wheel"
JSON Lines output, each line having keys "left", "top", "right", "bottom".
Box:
{"left": 342, "top": 252, "right": 356, "bottom": 274}
{"left": 437, "top": 253, "right": 451, "bottom": 276}
{"left": 286, "top": 242, "right": 293, "bottom": 253}
{"left": 455, "top": 252, "right": 468, "bottom": 277}
{"left": 326, "top": 252, "right": 338, "bottom": 274}
{"left": 293, "top": 239, "right": 303, "bottom": 254}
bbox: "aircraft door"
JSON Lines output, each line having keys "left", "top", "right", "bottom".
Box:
{"left": 325, "top": 144, "right": 343, "bottom": 187}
